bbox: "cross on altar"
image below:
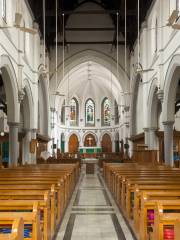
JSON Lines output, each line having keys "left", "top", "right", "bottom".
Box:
{"left": 87, "top": 137, "right": 93, "bottom": 146}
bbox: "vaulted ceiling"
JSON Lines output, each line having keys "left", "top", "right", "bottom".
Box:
{"left": 28, "top": 0, "right": 154, "bottom": 49}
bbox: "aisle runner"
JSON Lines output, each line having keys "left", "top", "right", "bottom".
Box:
{"left": 56, "top": 168, "right": 135, "bottom": 240}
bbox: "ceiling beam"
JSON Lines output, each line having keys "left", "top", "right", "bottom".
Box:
{"left": 36, "top": 9, "right": 137, "bottom": 19}
{"left": 57, "top": 41, "right": 127, "bottom": 45}
{"left": 47, "top": 27, "right": 136, "bottom": 33}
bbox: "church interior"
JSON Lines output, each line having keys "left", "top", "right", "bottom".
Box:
{"left": 1, "top": 0, "right": 180, "bottom": 239}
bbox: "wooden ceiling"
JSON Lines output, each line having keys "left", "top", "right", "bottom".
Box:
{"left": 28, "top": 0, "right": 154, "bottom": 49}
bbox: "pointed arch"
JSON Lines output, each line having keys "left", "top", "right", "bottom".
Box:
{"left": 85, "top": 98, "right": 95, "bottom": 126}
{"left": 101, "top": 97, "right": 111, "bottom": 126}
{"left": 70, "top": 97, "right": 79, "bottom": 126}
{"left": 0, "top": 55, "right": 19, "bottom": 123}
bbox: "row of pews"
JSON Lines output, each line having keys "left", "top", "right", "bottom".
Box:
{"left": 0, "top": 163, "right": 80, "bottom": 240}
{"left": 103, "top": 162, "right": 180, "bottom": 240}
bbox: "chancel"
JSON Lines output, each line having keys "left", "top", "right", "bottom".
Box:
{"left": 1, "top": 0, "right": 180, "bottom": 239}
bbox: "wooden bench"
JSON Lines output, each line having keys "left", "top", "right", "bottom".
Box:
{"left": 0, "top": 202, "right": 42, "bottom": 240}
{"left": 0, "top": 218, "right": 24, "bottom": 240}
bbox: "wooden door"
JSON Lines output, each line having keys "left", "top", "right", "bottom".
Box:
{"left": 101, "top": 134, "right": 112, "bottom": 152}
{"left": 69, "top": 134, "right": 79, "bottom": 153}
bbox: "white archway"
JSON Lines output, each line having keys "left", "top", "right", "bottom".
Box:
{"left": 0, "top": 55, "right": 19, "bottom": 123}
{"left": 163, "top": 55, "right": 180, "bottom": 122}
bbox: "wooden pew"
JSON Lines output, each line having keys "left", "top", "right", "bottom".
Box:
{"left": 152, "top": 203, "right": 180, "bottom": 240}
{"left": 0, "top": 194, "right": 50, "bottom": 240}
{"left": 0, "top": 202, "right": 42, "bottom": 240}
{"left": 0, "top": 218, "right": 24, "bottom": 240}
{"left": 138, "top": 199, "right": 180, "bottom": 240}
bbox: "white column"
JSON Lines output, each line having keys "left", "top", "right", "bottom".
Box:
{"left": 149, "top": 128, "right": 158, "bottom": 150}
{"left": 8, "top": 123, "right": 19, "bottom": 167}
{"left": 163, "top": 121, "right": 174, "bottom": 167}
{"left": 143, "top": 128, "right": 149, "bottom": 146}
{"left": 22, "top": 129, "right": 31, "bottom": 165}
{"left": 31, "top": 129, "right": 37, "bottom": 164}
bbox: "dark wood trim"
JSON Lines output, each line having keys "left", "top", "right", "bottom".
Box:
{"left": 129, "top": 133, "right": 145, "bottom": 142}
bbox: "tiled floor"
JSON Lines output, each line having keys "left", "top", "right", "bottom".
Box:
{"left": 56, "top": 165, "right": 135, "bottom": 240}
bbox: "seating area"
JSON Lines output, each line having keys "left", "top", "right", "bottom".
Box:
{"left": 0, "top": 163, "right": 80, "bottom": 240}
{"left": 103, "top": 162, "right": 180, "bottom": 240}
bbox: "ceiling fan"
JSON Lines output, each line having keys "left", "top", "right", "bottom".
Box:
{"left": 0, "top": 13, "right": 37, "bottom": 35}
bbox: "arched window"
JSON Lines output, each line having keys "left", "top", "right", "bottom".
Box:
{"left": 85, "top": 99, "right": 95, "bottom": 126}
{"left": 102, "top": 98, "right": 111, "bottom": 126}
{"left": 114, "top": 100, "right": 119, "bottom": 125}
{"left": 70, "top": 98, "right": 79, "bottom": 126}
{"left": 61, "top": 100, "right": 65, "bottom": 125}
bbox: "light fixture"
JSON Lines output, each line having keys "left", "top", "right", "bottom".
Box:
{"left": 0, "top": 132, "right": 5, "bottom": 137}
{"left": 167, "top": 10, "right": 179, "bottom": 26}
{"left": 135, "top": 0, "right": 154, "bottom": 74}
{"left": 172, "top": 23, "right": 180, "bottom": 29}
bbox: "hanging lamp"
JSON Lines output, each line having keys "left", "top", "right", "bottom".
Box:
{"left": 53, "top": 0, "right": 65, "bottom": 96}
{"left": 62, "top": 13, "right": 71, "bottom": 108}
{"left": 167, "top": 0, "right": 179, "bottom": 26}
{"left": 135, "top": 0, "right": 154, "bottom": 74}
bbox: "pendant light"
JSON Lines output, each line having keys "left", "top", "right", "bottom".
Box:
{"left": 167, "top": 0, "right": 179, "bottom": 26}
{"left": 135, "top": 0, "right": 154, "bottom": 74}
{"left": 53, "top": 0, "right": 65, "bottom": 97}
{"left": 63, "top": 13, "right": 70, "bottom": 108}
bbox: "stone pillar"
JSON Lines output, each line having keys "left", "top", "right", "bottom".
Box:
{"left": 163, "top": 121, "right": 174, "bottom": 167}
{"left": 143, "top": 128, "right": 149, "bottom": 146}
{"left": 31, "top": 129, "right": 37, "bottom": 164}
{"left": 8, "top": 123, "right": 19, "bottom": 167}
{"left": 22, "top": 129, "right": 31, "bottom": 165}
{"left": 149, "top": 128, "right": 158, "bottom": 150}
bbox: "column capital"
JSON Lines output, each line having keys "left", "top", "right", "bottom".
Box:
{"left": 156, "top": 89, "right": 164, "bottom": 103}
{"left": 149, "top": 127, "right": 158, "bottom": 132}
{"left": 143, "top": 127, "right": 149, "bottom": 132}
{"left": 18, "top": 89, "right": 25, "bottom": 103}
{"left": 8, "top": 122, "right": 20, "bottom": 128}
{"left": 162, "top": 121, "right": 174, "bottom": 126}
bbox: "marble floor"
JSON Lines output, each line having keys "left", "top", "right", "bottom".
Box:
{"left": 56, "top": 165, "right": 135, "bottom": 240}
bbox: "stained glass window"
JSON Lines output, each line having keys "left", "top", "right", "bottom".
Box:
{"left": 114, "top": 100, "right": 119, "bottom": 125}
{"left": 61, "top": 100, "right": 65, "bottom": 125}
{"left": 85, "top": 99, "right": 95, "bottom": 126}
{"left": 102, "top": 98, "right": 111, "bottom": 126}
{"left": 70, "top": 98, "right": 78, "bottom": 126}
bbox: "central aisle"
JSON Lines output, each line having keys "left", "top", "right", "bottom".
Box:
{"left": 56, "top": 166, "right": 135, "bottom": 240}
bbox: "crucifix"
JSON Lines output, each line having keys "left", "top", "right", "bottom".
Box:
{"left": 87, "top": 136, "right": 93, "bottom": 146}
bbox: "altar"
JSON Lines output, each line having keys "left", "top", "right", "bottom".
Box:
{"left": 79, "top": 147, "right": 102, "bottom": 154}
{"left": 82, "top": 158, "right": 98, "bottom": 174}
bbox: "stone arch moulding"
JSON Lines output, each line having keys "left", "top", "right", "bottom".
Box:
{"left": 147, "top": 78, "right": 159, "bottom": 128}
{"left": 129, "top": 73, "right": 142, "bottom": 136}
{"left": 50, "top": 49, "right": 130, "bottom": 93}
{"left": 38, "top": 72, "right": 50, "bottom": 137}
{"left": 23, "top": 79, "right": 34, "bottom": 129}
{"left": 163, "top": 54, "right": 180, "bottom": 122}
{"left": 67, "top": 131, "right": 81, "bottom": 143}
{"left": 0, "top": 55, "right": 19, "bottom": 123}
{"left": 82, "top": 131, "right": 98, "bottom": 144}
{"left": 99, "top": 131, "right": 113, "bottom": 142}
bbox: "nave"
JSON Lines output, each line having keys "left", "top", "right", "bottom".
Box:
{"left": 57, "top": 166, "right": 134, "bottom": 240}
